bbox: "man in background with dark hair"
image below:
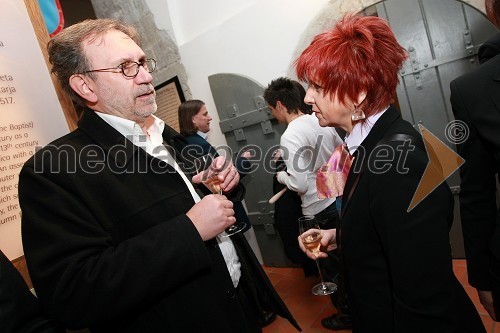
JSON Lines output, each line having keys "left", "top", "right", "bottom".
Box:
{"left": 449, "top": 0, "right": 500, "bottom": 321}
{"left": 264, "top": 77, "right": 350, "bottom": 330}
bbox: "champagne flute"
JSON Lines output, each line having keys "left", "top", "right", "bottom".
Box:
{"left": 298, "top": 215, "right": 338, "bottom": 296}
{"left": 193, "top": 153, "right": 246, "bottom": 236}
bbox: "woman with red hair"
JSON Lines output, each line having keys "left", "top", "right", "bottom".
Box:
{"left": 297, "top": 14, "right": 485, "bottom": 332}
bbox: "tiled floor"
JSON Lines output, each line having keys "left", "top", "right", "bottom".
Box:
{"left": 263, "top": 259, "right": 500, "bottom": 333}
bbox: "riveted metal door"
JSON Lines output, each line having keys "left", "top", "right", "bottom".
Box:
{"left": 209, "top": 73, "right": 292, "bottom": 267}
{"left": 372, "top": 0, "right": 498, "bottom": 258}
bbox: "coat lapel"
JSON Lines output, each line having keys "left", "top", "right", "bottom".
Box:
{"left": 77, "top": 109, "right": 140, "bottom": 168}
{"left": 161, "top": 125, "right": 196, "bottom": 175}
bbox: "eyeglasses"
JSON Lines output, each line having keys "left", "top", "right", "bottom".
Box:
{"left": 82, "top": 58, "right": 157, "bottom": 78}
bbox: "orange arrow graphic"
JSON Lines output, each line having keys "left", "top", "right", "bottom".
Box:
{"left": 407, "top": 124, "right": 465, "bottom": 212}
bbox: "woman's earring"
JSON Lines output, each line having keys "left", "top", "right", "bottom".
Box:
{"left": 352, "top": 104, "right": 366, "bottom": 121}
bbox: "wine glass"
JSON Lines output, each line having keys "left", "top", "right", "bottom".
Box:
{"left": 193, "top": 153, "right": 246, "bottom": 236}
{"left": 298, "top": 215, "right": 338, "bottom": 296}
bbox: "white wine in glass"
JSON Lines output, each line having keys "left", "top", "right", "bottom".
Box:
{"left": 203, "top": 175, "right": 222, "bottom": 195}
{"left": 193, "top": 153, "right": 246, "bottom": 236}
{"left": 298, "top": 215, "right": 338, "bottom": 296}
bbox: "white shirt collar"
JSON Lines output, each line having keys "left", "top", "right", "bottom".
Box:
{"left": 344, "top": 106, "right": 389, "bottom": 155}
{"left": 197, "top": 131, "right": 208, "bottom": 140}
{"left": 95, "top": 112, "right": 165, "bottom": 146}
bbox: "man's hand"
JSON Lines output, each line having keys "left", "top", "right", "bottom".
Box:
{"left": 478, "top": 289, "right": 498, "bottom": 321}
{"left": 192, "top": 156, "right": 239, "bottom": 193}
{"left": 186, "top": 194, "right": 235, "bottom": 240}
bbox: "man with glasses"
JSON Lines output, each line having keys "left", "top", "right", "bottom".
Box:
{"left": 18, "top": 19, "right": 299, "bottom": 332}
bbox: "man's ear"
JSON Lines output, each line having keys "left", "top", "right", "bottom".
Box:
{"left": 276, "top": 100, "right": 284, "bottom": 112}
{"left": 69, "top": 74, "right": 97, "bottom": 103}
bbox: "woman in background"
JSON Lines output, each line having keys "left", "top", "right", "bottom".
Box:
{"left": 178, "top": 100, "right": 253, "bottom": 177}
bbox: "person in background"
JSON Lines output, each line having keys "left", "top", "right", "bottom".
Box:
{"left": 177, "top": 99, "right": 277, "bottom": 328}
{"left": 19, "top": 18, "right": 300, "bottom": 332}
{"left": 270, "top": 79, "right": 316, "bottom": 277}
{"left": 291, "top": 80, "right": 313, "bottom": 115}
{"left": 271, "top": 153, "right": 310, "bottom": 272}
{"left": 0, "top": 250, "right": 65, "bottom": 333}
{"left": 178, "top": 99, "right": 253, "bottom": 179}
{"left": 263, "top": 77, "right": 350, "bottom": 331}
{"left": 297, "top": 13, "right": 485, "bottom": 332}
{"left": 270, "top": 79, "right": 317, "bottom": 277}
{"left": 448, "top": 0, "right": 500, "bottom": 321}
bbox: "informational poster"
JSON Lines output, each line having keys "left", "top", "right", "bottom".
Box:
{"left": 0, "top": 1, "right": 69, "bottom": 260}
{"left": 155, "top": 76, "right": 185, "bottom": 132}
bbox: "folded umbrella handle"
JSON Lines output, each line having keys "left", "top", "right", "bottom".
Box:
{"left": 268, "top": 187, "right": 288, "bottom": 204}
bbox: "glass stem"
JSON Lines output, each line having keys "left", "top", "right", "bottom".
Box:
{"left": 315, "top": 259, "right": 328, "bottom": 288}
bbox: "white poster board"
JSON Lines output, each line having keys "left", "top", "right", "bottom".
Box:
{"left": 0, "top": 1, "right": 69, "bottom": 260}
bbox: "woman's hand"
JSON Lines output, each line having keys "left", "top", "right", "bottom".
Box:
{"left": 298, "top": 228, "right": 337, "bottom": 259}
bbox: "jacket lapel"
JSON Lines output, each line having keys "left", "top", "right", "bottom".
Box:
{"left": 161, "top": 124, "right": 196, "bottom": 175}
{"left": 341, "top": 105, "right": 401, "bottom": 218}
{"left": 77, "top": 109, "right": 140, "bottom": 168}
{"left": 78, "top": 110, "right": 197, "bottom": 181}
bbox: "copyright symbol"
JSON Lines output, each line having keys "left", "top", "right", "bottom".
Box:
{"left": 445, "top": 120, "right": 469, "bottom": 145}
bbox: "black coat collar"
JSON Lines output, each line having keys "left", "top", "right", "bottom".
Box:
{"left": 341, "top": 105, "right": 402, "bottom": 217}
{"left": 77, "top": 109, "right": 188, "bottom": 168}
{"left": 77, "top": 109, "right": 139, "bottom": 167}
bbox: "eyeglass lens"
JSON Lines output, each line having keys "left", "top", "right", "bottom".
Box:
{"left": 123, "top": 59, "right": 156, "bottom": 77}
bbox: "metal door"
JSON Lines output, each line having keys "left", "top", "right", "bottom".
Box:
{"left": 209, "top": 73, "right": 293, "bottom": 267}
{"left": 372, "top": 0, "right": 498, "bottom": 258}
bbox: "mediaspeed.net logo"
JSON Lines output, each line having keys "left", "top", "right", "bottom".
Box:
{"left": 28, "top": 121, "right": 467, "bottom": 212}
{"left": 407, "top": 122, "right": 466, "bottom": 212}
